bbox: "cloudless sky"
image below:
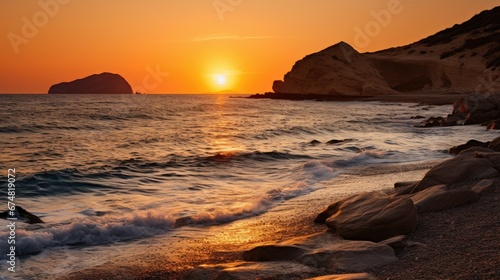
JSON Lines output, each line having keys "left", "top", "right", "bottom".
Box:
{"left": 1, "top": 0, "right": 499, "bottom": 93}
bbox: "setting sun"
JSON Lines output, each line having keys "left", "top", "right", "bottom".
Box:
{"left": 215, "top": 74, "right": 227, "bottom": 86}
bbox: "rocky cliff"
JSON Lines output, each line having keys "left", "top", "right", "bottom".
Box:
{"left": 48, "top": 72, "right": 133, "bottom": 94}
{"left": 273, "top": 7, "right": 499, "bottom": 96}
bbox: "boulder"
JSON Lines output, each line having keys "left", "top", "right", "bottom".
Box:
{"left": 484, "top": 120, "right": 500, "bottom": 130}
{"left": 48, "top": 72, "right": 133, "bottom": 94}
{"left": 474, "top": 151, "right": 500, "bottom": 170}
{"left": 405, "top": 155, "right": 499, "bottom": 194}
{"left": 0, "top": 206, "right": 44, "bottom": 224}
{"left": 298, "top": 240, "right": 396, "bottom": 271}
{"left": 458, "top": 146, "right": 495, "bottom": 156}
{"left": 448, "top": 140, "right": 490, "bottom": 155}
{"left": 416, "top": 116, "right": 451, "bottom": 128}
{"left": 243, "top": 232, "right": 397, "bottom": 271}
{"left": 446, "top": 94, "right": 500, "bottom": 125}
{"left": 410, "top": 185, "right": 479, "bottom": 213}
{"left": 315, "top": 192, "right": 417, "bottom": 242}
{"left": 488, "top": 136, "right": 500, "bottom": 152}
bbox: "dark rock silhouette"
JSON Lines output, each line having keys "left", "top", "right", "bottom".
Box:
{"left": 448, "top": 139, "right": 490, "bottom": 154}
{"left": 48, "top": 72, "right": 133, "bottom": 94}
{"left": 0, "top": 206, "right": 44, "bottom": 224}
{"left": 273, "top": 7, "right": 499, "bottom": 96}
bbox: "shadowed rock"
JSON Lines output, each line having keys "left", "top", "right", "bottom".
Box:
{"left": 397, "top": 154, "right": 499, "bottom": 195}
{"left": 315, "top": 192, "right": 417, "bottom": 242}
{"left": 187, "top": 261, "right": 317, "bottom": 280}
{"left": 448, "top": 140, "right": 490, "bottom": 154}
{"left": 243, "top": 232, "right": 397, "bottom": 271}
{"left": 488, "top": 136, "right": 500, "bottom": 152}
{"left": 409, "top": 185, "right": 479, "bottom": 213}
{"left": 0, "top": 206, "right": 44, "bottom": 224}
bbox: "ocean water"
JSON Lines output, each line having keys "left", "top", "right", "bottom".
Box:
{"left": 0, "top": 94, "right": 495, "bottom": 278}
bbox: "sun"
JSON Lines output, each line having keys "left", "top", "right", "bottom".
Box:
{"left": 215, "top": 74, "right": 227, "bottom": 86}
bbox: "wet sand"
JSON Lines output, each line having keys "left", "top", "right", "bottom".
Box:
{"left": 59, "top": 164, "right": 438, "bottom": 279}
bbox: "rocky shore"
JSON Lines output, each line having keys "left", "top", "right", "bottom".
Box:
{"left": 60, "top": 136, "right": 500, "bottom": 279}
{"left": 172, "top": 137, "right": 499, "bottom": 280}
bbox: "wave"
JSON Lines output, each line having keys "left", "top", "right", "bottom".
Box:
{"left": 206, "top": 151, "right": 312, "bottom": 162}
{"left": 0, "top": 124, "right": 103, "bottom": 134}
{"left": 302, "top": 149, "right": 388, "bottom": 179}
{"left": 0, "top": 181, "right": 312, "bottom": 258}
{"left": 4, "top": 150, "right": 311, "bottom": 198}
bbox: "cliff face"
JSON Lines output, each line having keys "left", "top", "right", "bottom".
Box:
{"left": 274, "top": 42, "right": 398, "bottom": 96}
{"left": 48, "top": 73, "right": 133, "bottom": 94}
{"left": 274, "top": 7, "right": 499, "bottom": 95}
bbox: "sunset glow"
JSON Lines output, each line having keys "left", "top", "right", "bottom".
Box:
{"left": 0, "top": 1, "right": 498, "bottom": 94}
{"left": 215, "top": 75, "right": 227, "bottom": 86}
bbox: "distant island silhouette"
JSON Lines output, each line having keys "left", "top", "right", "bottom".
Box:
{"left": 48, "top": 72, "right": 133, "bottom": 94}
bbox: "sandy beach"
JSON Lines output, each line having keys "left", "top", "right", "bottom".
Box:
{"left": 56, "top": 164, "right": 440, "bottom": 279}
{"left": 56, "top": 156, "right": 500, "bottom": 280}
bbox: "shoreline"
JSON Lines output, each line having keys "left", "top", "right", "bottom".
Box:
{"left": 248, "top": 92, "right": 467, "bottom": 105}
{"left": 58, "top": 163, "right": 435, "bottom": 280}
{"left": 57, "top": 155, "right": 500, "bottom": 279}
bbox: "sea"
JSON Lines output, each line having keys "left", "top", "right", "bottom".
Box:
{"left": 0, "top": 94, "right": 496, "bottom": 279}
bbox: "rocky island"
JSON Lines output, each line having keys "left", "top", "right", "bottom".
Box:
{"left": 48, "top": 72, "right": 133, "bottom": 94}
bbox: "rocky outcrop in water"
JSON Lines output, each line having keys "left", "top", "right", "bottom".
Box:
{"left": 417, "top": 93, "right": 500, "bottom": 127}
{"left": 0, "top": 206, "right": 44, "bottom": 224}
{"left": 48, "top": 72, "right": 133, "bottom": 94}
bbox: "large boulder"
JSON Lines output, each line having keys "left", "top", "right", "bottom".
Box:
{"left": 488, "top": 136, "right": 500, "bottom": 152}
{"left": 417, "top": 94, "right": 500, "bottom": 127}
{"left": 452, "top": 94, "right": 500, "bottom": 125}
{"left": 0, "top": 206, "right": 44, "bottom": 224}
{"left": 243, "top": 232, "right": 397, "bottom": 271}
{"left": 315, "top": 192, "right": 417, "bottom": 242}
{"left": 410, "top": 185, "right": 479, "bottom": 213}
{"left": 448, "top": 140, "right": 490, "bottom": 155}
{"left": 398, "top": 154, "right": 499, "bottom": 194}
{"left": 48, "top": 72, "right": 133, "bottom": 94}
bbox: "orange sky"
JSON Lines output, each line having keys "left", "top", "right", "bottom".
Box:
{"left": 1, "top": 0, "right": 499, "bottom": 94}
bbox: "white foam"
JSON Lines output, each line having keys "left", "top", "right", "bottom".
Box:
{"left": 0, "top": 213, "right": 175, "bottom": 257}
{"left": 0, "top": 182, "right": 314, "bottom": 258}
